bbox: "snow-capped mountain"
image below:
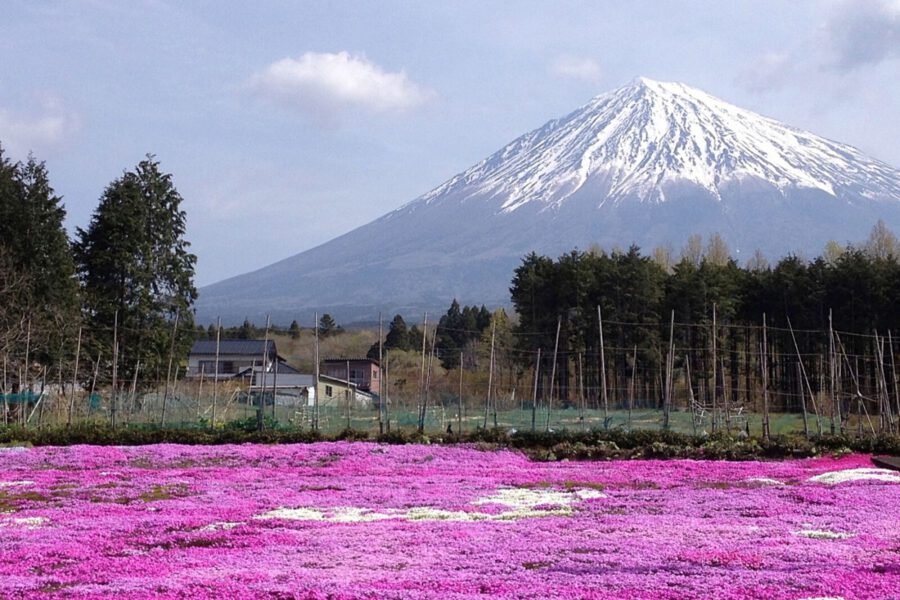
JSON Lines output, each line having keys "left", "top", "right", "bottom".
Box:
{"left": 197, "top": 78, "right": 900, "bottom": 324}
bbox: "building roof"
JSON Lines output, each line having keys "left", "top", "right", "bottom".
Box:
{"left": 235, "top": 362, "right": 302, "bottom": 378}
{"left": 190, "top": 339, "right": 276, "bottom": 357}
{"left": 323, "top": 357, "right": 380, "bottom": 367}
{"left": 250, "top": 373, "right": 314, "bottom": 389}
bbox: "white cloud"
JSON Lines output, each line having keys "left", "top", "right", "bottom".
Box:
{"left": 248, "top": 51, "right": 433, "bottom": 119}
{"left": 736, "top": 52, "right": 794, "bottom": 93}
{"left": 551, "top": 55, "right": 603, "bottom": 85}
{"left": 0, "top": 98, "right": 80, "bottom": 157}
{"left": 824, "top": 0, "right": 900, "bottom": 71}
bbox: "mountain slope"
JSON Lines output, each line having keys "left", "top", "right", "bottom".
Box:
{"left": 197, "top": 78, "right": 900, "bottom": 324}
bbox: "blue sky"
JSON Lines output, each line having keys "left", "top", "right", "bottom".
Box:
{"left": 2, "top": 0, "right": 899, "bottom": 285}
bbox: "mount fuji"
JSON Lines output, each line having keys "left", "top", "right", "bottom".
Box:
{"left": 197, "top": 78, "right": 900, "bottom": 324}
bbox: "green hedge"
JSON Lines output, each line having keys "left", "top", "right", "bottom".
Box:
{"left": 1, "top": 423, "right": 898, "bottom": 460}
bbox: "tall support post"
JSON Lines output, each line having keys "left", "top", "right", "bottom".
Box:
{"left": 418, "top": 313, "right": 428, "bottom": 429}
{"left": 578, "top": 352, "right": 585, "bottom": 430}
{"left": 711, "top": 304, "right": 717, "bottom": 433}
{"left": 787, "top": 315, "right": 822, "bottom": 435}
{"left": 762, "top": 314, "right": 770, "bottom": 439}
{"left": 828, "top": 310, "right": 839, "bottom": 434}
{"left": 111, "top": 310, "right": 118, "bottom": 428}
{"left": 798, "top": 362, "right": 810, "bottom": 439}
{"left": 545, "top": 317, "right": 561, "bottom": 432}
{"left": 483, "top": 320, "right": 496, "bottom": 430}
{"left": 2, "top": 354, "right": 8, "bottom": 426}
{"left": 889, "top": 330, "right": 900, "bottom": 435}
{"left": 313, "top": 312, "right": 320, "bottom": 431}
{"left": 597, "top": 306, "right": 609, "bottom": 428}
{"left": 628, "top": 345, "right": 637, "bottom": 431}
{"left": 23, "top": 320, "right": 31, "bottom": 427}
{"left": 686, "top": 354, "right": 697, "bottom": 435}
{"left": 378, "top": 313, "right": 384, "bottom": 434}
{"left": 458, "top": 351, "right": 464, "bottom": 435}
{"left": 421, "top": 328, "right": 437, "bottom": 433}
{"left": 258, "top": 315, "right": 271, "bottom": 431}
{"left": 664, "top": 309, "right": 674, "bottom": 430}
{"left": 346, "top": 359, "right": 351, "bottom": 430}
{"left": 88, "top": 352, "right": 101, "bottom": 419}
{"left": 161, "top": 311, "right": 179, "bottom": 427}
{"left": 383, "top": 349, "right": 390, "bottom": 432}
{"left": 212, "top": 317, "right": 221, "bottom": 427}
{"left": 67, "top": 326, "right": 82, "bottom": 427}
{"left": 128, "top": 361, "right": 140, "bottom": 425}
{"left": 531, "top": 348, "right": 541, "bottom": 432}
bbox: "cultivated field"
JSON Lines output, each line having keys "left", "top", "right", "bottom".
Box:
{"left": 1, "top": 443, "right": 898, "bottom": 599}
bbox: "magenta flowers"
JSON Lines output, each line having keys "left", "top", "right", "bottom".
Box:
{"left": 1, "top": 443, "right": 898, "bottom": 599}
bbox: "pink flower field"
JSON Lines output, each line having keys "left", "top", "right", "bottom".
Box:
{"left": 1, "top": 443, "right": 899, "bottom": 600}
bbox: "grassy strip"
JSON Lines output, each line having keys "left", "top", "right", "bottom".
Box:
{"left": 1, "top": 423, "right": 899, "bottom": 460}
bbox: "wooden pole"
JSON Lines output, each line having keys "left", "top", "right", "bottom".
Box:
{"left": 578, "top": 352, "right": 585, "bottom": 430}
{"left": 762, "top": 314, "right": 770, "bottom": 439}
{"left": 384, "top": 349, "right": 390, "bottom": 432}
{"left": 686, "top": 353, "right": 697, "bottom": 435}
{"left": 828, "top": 310, "right": 839, "bottom": 434}
{"left": 88, "top": 352, "right": 101, "bottom": 417}
{"left": 212, "top": 317, "right": 221, "bottom": 428}
{"left": 458, "top": 351, "right": 464, "bottom": 435}
{"left": 378, "top": 313, "right": 384, "bottom": 434}
{"left": 314, "top": 312, "right": 320, "bottom": 431}
{"left": 711, "top": 304, "right": 717, "bottom": 433}
{"left": 346, "top": 359, "right": 351, "bottom": 430}
{"left": 421, "top": 328, "right": 437, "bottom": 433}
{"left": 128, "top": 361, "right": 140, "bottom": 425}
{"left": 531, "top": 348, "right": 541, "bottom": 432}
{"left": 111, "top": 310, "right": 118, "bottom": 428}
{"left": 258, "top": 315, "right": 271, "bottom": 431}
{"left": 546, "top": 317, "right": 561, "bottom": 432}
{"left": 787, "top": 315, "right": 822, "bottom": 435}
{"left": 798, "top": 362, "right": 810, "bottom": 439}
{"left": 597, "top": 306, "right": 609, "bottom": 428}
{"left": 890, "top": 330, "right": 900, "bottom": 435}
{"left": 67, "top": 326, "right": 82, "bottom": 427}
{"left": 418, "top": 313, "right": 428, "bottom": 428}
{"left": 483, "top": 319, "right": 496, "bottom": 430}
{"left": 664, "top": 309, "right": 674, "bottom": 430}
{"left": 23, "top": 320, "right": 31, "bottom": 428}
{"left": 628, "top": 345, "right": 637, "bottom": 431}
{"left": 161, "top": 311, "right": 179, "bottom": 427}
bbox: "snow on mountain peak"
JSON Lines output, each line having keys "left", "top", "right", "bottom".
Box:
{"left": 419, "top": 78, "right": 900, "bottom": 213}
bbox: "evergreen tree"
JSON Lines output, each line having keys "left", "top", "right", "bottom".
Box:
{"left": 0, "top": 148, "right": 80, "bottom": 367}
{"left": 75, "top": 155, "right": 197, "bottom": 382}
{"left": 318, "top": 314, "right": 337, "bottom": 338}
{"left": 288, "top": 320, "right": 301, "bottom": 339}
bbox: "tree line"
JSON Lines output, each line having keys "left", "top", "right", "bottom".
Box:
{"left": 1, "top": 143, "right": 196, "bottom": 412}
{"left": 510, "top": 226, "right": 900, "bottom": 433}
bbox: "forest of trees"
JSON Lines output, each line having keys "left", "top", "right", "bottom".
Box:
{"left": 0, "top": 143, "right": 196, "bottom": 418}
{"left": 510, "top": 228, "right": 900, "bottom": 433}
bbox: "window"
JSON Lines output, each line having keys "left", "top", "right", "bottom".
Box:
{"left": 325, "top": 385, "right": 333, "bottom": 398}
{"left": 373, "top": 370, "right": 378, "bottom": 380}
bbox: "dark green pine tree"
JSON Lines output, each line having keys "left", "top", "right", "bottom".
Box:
{"left": 367, "top": 314, "right": 412, "bottom": 359}
{"left": 75, "top": 155, "right": 197, "bottom": 384}
{"left": 318, "top": 313, "right": 337, "bottom": 338}
{"left": 0, "top": 148, "right": 80, "bottom": 365}
{"left": 288, "top": 320, "right": 301, "bottom": 340}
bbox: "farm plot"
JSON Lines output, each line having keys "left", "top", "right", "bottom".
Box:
{"left": 1, "top": 443, "right": 898, "bottom": 599}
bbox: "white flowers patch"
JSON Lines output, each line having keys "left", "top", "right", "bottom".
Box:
{"left": 746, "top": 477, "right": 785, "bottom": 486}
{"left": 257, "top": 487, "right": 603, "bottom": 523}
{"left": 794, "top": 529, "right": 854, "bottom": 540}
{"left": 809, "top": 468, "right": 900, "bottom": 485}
{"left": 199, "top": 521, "right": 243, "bottom": 531}
{"left": 474, "top": 487, "right": 605, "bottom": 509}
{"left": 0, "top": 480, "right": 35, "bottom": 488}
{"left": 0, "top": 516, "right": 48, "bottom": 528}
